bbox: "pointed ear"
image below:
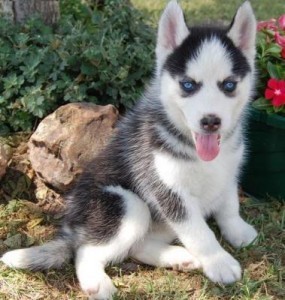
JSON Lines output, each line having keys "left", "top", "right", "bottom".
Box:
{"left": 156, "top": 0, "right": 189, "bottom": 72}
{"left": 227, "top": 1, "right": 256, "bottom": 63}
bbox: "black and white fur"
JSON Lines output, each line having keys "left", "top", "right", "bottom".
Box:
{"left": 1, "top": 1, "right": 258, "bottom": 299}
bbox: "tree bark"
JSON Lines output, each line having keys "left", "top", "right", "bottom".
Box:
{"left": 0, "top": 0, "right": 13, "bottom": 20}
{"left": 0, "top": 0, "right": 60, "bottom": 25}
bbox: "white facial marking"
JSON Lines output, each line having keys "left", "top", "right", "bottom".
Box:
{"left": 160, "top": 37, "right": 253, "bottom": 139}
{"left": 186, "top": 37, "right": 233, "bottom": 81}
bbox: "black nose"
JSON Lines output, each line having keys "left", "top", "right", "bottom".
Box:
{"left": 200, "top": 114, "right": 221, "bottom": 132}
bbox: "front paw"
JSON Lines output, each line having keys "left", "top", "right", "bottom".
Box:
{"left": 79, "top": 272, "right": 117, "bottom": 300}
{"left": 202, "top": 251, "right": 241, "bottom": 284}
{"left": 223, "top": 221, "right": 258, "bottom": 248}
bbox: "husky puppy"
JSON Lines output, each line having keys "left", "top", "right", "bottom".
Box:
{"left": 1, "top": 1, "right": 258, "bottom": 299}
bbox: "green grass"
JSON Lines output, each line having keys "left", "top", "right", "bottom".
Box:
{"left": 1, "top": 198, "right": 284, "bottom": 299}
{"left": 131, "top": 0, "right": 285, "bottom": 26}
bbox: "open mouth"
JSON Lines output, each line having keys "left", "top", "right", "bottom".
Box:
{"left": 193, "top": 132, "right": 221, "bottom": 161}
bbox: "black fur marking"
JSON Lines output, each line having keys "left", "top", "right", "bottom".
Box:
{"left": 113, "top": 100, "right": 191, "bottom": 222}
{"left": 157, "top": 113, "right": 195, "bottom": 148}
{"left": 122, "top": 94, "right": 195, "bottom": 153}
{"left": 64, "top": 172, "right": 125, "bottom": 244}
{"left": 141, "top": 97, "right": 195, "bottom": 148}
{"left": 150, "top": 126, "right": 195, "bottom": 161}
{"left": 164, "top": 27, "right": 250, "bottom": 78}
{"left": 152, "top": 180, "right": 187, "bottom": 222}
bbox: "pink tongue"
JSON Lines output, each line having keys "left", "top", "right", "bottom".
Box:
{"left": 195, "top": 133, "right": 220, "bottom": 161}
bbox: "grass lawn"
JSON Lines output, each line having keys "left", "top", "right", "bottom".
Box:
{"left": 0, "top": 196, "right": 284, "bottom": 299}
{"left": 131, "top": 0, "right": 285, "bottom": 25}
{"left": 1, "top": 1, "right": 285, "bottom": 299}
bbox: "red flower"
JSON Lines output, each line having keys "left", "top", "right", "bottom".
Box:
{"left": 257, "top": 19, "right": 277, "bottom": 31}
{"left": 278, "top": 15, "right": 285, "bottom": 30}
{"left": 265, "top": 79, "right": 285, "bottom": 107}
{"left": 275, "top": 32, "right": 285, "bottom": 47}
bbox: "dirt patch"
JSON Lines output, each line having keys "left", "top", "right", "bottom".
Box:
{"left": 0, "top": 133, "right": 64, "bottom": 254}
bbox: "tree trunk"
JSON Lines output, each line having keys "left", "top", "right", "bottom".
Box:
{"left": 0, "top": 0, "right": 60, "bottom": 25}
{"left": 0, "top": 0, "right": 13, "bottom": 20}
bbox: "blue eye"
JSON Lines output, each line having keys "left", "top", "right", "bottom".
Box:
{"left": 180, "top": 80, "right": 199, "bottom": 93}
{"left": 222, "top": 81, "right": 237, "bottom": 93}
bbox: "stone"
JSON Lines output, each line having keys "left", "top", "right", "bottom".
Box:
{"left": 0, "top": 143, "right": 12, "bottom": 179}
{"left": 29, "top": 103, "right": 119, "bottom": 191}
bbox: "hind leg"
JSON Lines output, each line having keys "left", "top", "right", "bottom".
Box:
{"left": 130, "top": 224, "right": 201, "bottom": 271}
{"left": 76, "top": 186, "right": 150, "bottom": 300}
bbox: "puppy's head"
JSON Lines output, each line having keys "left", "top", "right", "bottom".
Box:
{"left": 156, "top": 0, "right": 256, "bottom": 161}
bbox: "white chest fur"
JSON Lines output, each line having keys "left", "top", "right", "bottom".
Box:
{"left": 153, "top": 142, "right": 244, "bottom": 215}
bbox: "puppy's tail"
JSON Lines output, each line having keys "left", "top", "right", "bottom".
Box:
{"left": 1, "top": 238, "right": 72, "bottom": 270}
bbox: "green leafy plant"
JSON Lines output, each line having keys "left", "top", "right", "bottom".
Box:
{"left": 0, "top": 0, "right": 155, "bottom": 133}
{"left": 253, "top": 15, "right": 285, "bottom": 114}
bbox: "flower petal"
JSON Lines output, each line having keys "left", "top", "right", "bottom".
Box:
{"left": 267, "top": 78, "right": 279, "bottom": 89}
{"left": 275, "top": 32, "right": 285, "bottom": 47}
{"left": 278, "top": 80, "right": 285, "bottom": 90}
{"left": 257, "top": 19, "right": 277, "bottom": 31}
{"left": 280, "top": 94, "right": 285, "bottom": 105}
{"left": 278, "top": 15, "right": 285, "bottom": 30}
{"left": 265, "top": 88, "right": 275, "bottom": 99}
{"left": 272, "top": 95, "right": 285, "bottom": 107}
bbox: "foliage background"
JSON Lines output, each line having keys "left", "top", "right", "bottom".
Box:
{"left": 1, "top": 0, "right": 285, "bottom": 133}
{"left": 0, "top": 0, "right": 154, "bottom": 133}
